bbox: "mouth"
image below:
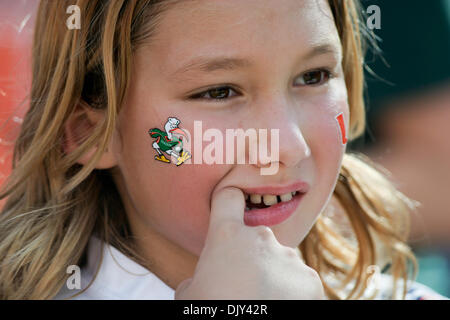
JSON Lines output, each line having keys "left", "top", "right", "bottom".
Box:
{"left": 241, "top": 182, "right": 309, "bottom": 226}
{"left": 244, "top": 191, "right": 300, "bottom": 211}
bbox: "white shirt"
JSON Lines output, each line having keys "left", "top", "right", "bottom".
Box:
{"left": 54, "top": 236, "right": 447, "bottom": 300}
{"left": 54, "top": 236, "right": 175, "bottom": 300}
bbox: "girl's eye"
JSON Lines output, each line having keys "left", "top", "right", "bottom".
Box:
{"left": 188, "top": 69, "right": 333, "bottom": 102}
{"left": 189, "top": 86, "right": 239, "bottom": 102}
{"left": 295, "top": 69, "right": 332, "bottom": 86}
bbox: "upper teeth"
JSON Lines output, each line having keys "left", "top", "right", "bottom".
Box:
{"left": 246, "top": 191, "right": 297, "bottom": 206}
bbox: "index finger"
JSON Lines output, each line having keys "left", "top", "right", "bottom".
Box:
{"left": 208, "top": 186, "right": 246, "bottom": 231}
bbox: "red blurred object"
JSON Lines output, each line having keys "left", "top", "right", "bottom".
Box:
{"left": 0, "top": 1, "right": 37, "bottom": 208}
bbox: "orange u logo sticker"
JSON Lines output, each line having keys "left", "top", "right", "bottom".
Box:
{"left": 335, "top": 112, "right": 347, "bottom": 145}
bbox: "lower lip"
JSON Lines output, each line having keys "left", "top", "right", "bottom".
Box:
{"left": 244, "top": 192, "right": 305, "bottom": 227}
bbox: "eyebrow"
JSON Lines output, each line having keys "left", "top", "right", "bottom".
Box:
{"left": 169, "top": 43, "right": 341, "bottom": 79}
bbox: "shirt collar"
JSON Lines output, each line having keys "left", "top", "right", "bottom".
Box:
{"left": 56, "top": 235, "right": 175, "bottom": 299}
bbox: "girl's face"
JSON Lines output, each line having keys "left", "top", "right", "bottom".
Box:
{"left": 111, "top": 0, "right": 348, "bottom": 258}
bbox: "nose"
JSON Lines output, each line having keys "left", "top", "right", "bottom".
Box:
{"left": 253, "top": 99, "right": 311, "bottom": 169}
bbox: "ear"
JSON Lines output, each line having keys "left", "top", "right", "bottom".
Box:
{"left": 63, "top": 101, "right": 117, "bottom": 169}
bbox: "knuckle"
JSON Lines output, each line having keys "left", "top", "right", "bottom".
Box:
{"left": 254, "top": 226, "right": 275, "bottom": 240}
{"left": 214, "top": 187, "right": 239, "bottom": 201}
{"left": 306, "top": 267, "right": 321, "bottom": 282}
{"left": 216, "top": 220, "right": 240, "bottom": 238}
{"left": 286, "top": 247, "right": 300, "bottom": 258}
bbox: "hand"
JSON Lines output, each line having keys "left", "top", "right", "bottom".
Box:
{"left": 175, "top": 187, "right": 325, "bottom": 299}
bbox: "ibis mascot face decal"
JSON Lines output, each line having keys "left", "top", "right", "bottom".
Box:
{"left": 148, "top": 117, "right": 192, "bottom": 166}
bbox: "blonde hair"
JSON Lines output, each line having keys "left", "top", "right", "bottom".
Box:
{"left": 0, "top": 0, "right": 417, "bottom": 299}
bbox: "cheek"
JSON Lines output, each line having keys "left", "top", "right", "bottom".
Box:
{"left": 309, "top": 95, "right": 348, "bottom": 180}
{"left": 271, "top": 97, "right": 348, "bottom": 247}
{"left": 304, "top": 96, "right": 348, "bottom": 218}
{"left": 117, "top": 113, "right": 232, "bottom": 255}
{"left": 150, "top": 166, "right": 218, "bottom": 249}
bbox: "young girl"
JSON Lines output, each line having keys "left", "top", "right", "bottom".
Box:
{"left": 0, "top": 0, "right": 447, "bottom": 300}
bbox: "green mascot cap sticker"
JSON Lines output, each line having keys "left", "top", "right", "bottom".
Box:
{"left": 148, "top": 117, "right": 191, "bottom": 166}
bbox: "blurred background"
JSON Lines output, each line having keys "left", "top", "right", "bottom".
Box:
{"left": 0, "top": 0, "right": 37, "bottom": 208}
{"left": 352, "top": 0, "right": 450, "bottom": 296}
{"left": 0, "top": 0, "right": 449, "bottom": 297}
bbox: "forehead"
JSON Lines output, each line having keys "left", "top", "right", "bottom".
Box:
{"left": 144, "top": 0, "right": 340, "bottom": 73}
